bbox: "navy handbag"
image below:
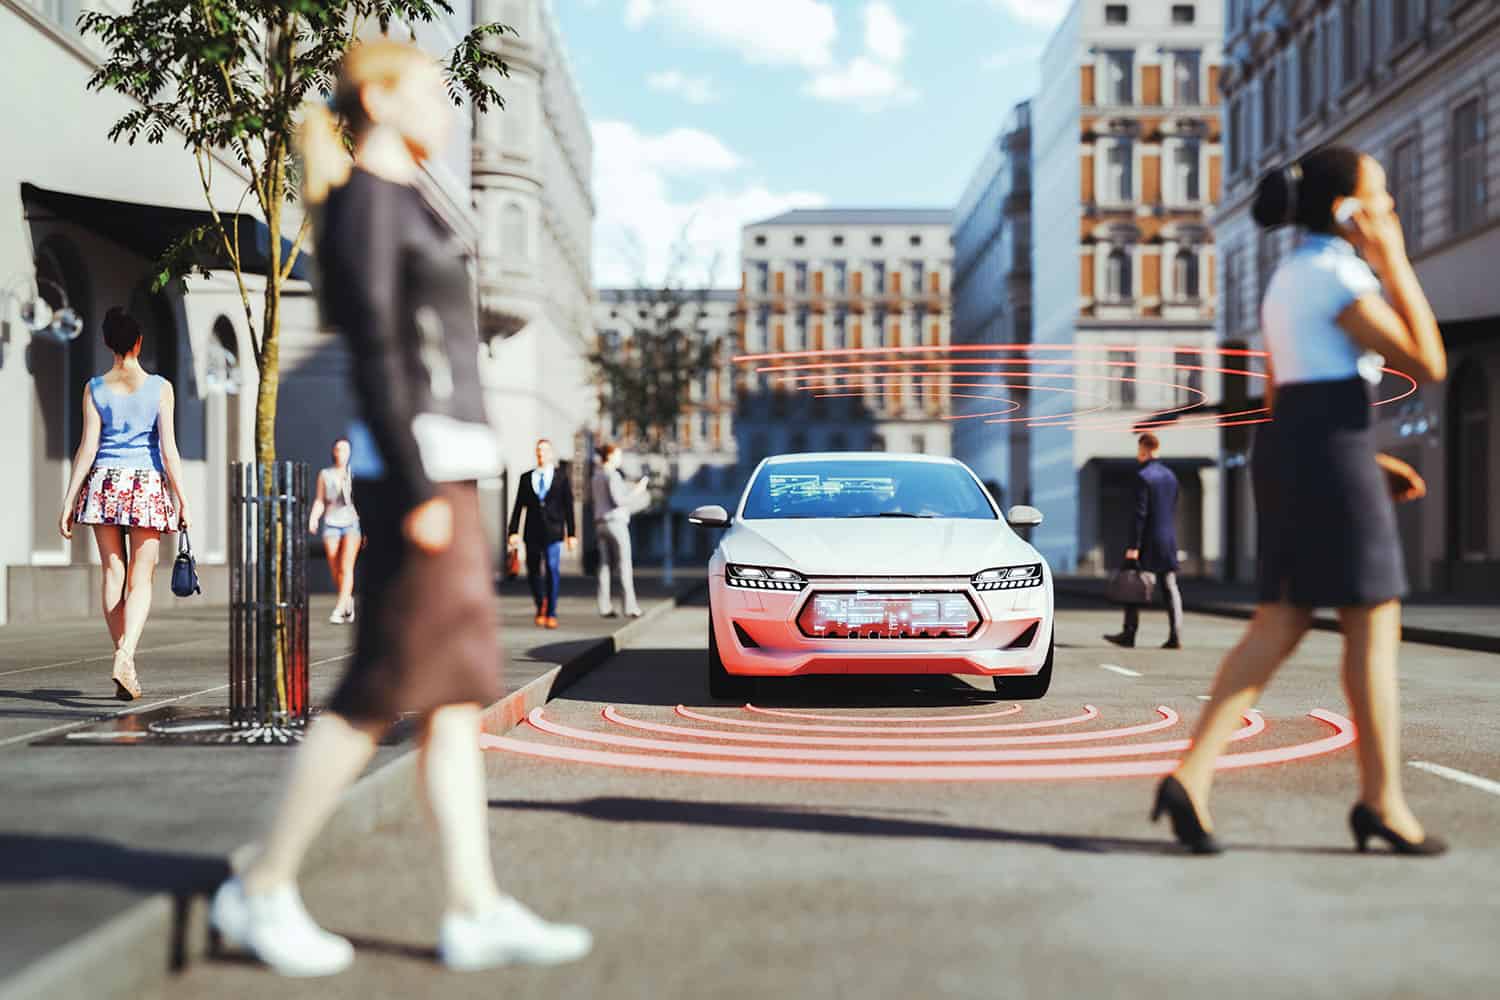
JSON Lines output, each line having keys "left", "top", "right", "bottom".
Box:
{"left": 171, "top": 529, "right": 201, "bottom": 598}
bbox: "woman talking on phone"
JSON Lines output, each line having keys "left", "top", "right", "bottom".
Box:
{"left": 209, "top": 40, "right": 591, "bottom": 976}
{"left": 1152, "top": 146, "right": 1448, "bottom": 856}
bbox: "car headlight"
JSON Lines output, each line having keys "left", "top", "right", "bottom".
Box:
{"left": 726, "top": 563, "right": 807, "bottom": 591}
{"left": 972, "top": 563, "right": 1043, "bottom": 591}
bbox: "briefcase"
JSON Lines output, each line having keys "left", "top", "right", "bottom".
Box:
{"left": 1107, "top": 564, "right": 1156, "bottom": 606}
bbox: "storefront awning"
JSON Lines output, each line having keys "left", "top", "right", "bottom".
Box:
{"left": 21, "top": 182, "right": 311, "bottom": 281}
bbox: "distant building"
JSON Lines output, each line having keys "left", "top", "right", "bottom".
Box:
{"left": 1032, "top": 0, "right": 1225, "bottom": 574}
{"left": 951, "top": 101, "right": 1033, "bottom": 510}
{"left": 737, "top": 208, "right": 955, "bottom": 468}
{"left": 1217, "top": 0, "right": 1500, "bottom": 593}
{"left": 591, "top": 288, "right": 740, "bottom": 563}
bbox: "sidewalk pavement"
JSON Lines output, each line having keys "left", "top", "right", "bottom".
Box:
{"left": 0, "top": 568, "right": 703, "bottom": 1000}
{"left": 1056, "top": 576, "right": 1500, "bottom": 653}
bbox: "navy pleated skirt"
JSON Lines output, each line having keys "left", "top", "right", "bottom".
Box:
{"left": 1252, "top": 377, "right": 1408, "bottom": 608}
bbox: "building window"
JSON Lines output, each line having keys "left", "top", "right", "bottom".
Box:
{"left": 1389, "top": 136, "right": 1422, "bottom": 250}
{"left": 831, "top": 308, "right": 847, "bottom": 349}
{"left": 1105, "top": 4, "right": 1129, "bottom": 25}
{"left": 1391, "top": 0, "right": 1417, "bottom": 46}
{"left": 1452, "top": 98, "right": 1487, "bottom": 235}
{"left": 830, "top": 431, "right": 848, "bottom": 451}
{"left": 754, "top": 234, "right": 767, "bottom": 246}
{"left": 912, "top": 434, "right": 928, "bottom": 455}
{"left": 1174, "top": 349, "right": 1202, "bottom": 405}
{"left": 1227, "top": 96, "right": 1243, "bottom": 174}
{"left": 1173, "top": 141, "right": 1201, "bottom": 203}
{"left": 870, "top": 434, "right": 886, "bottom": 452}
{"left": 794, "top": 261, "right": 808, "bottom": 294}
{"left": 873, "top": 261, "right": 887, "bottom": 294}
{"left": 1105, "top": 248, "right": 1132, "bottom": 301}
{"left": 1103, "top": 50, "right": 1134, "bottom": 105}
{"left": 871, "top": 234, "right": 884, "bottom": 246}
{"left": 1105, "top": 141, "right": 1133, "bottom": 201}
{"left": 1109, "top": 349, "right": 1136, "bottom": 407}
{"left": 909, "top": 259, "right": 925, "bottom": 292}
{"left": 1453, "top": 364, "right": 1490, "bottom": 558}
{"left": 754, "top": 261, "right": 769, "bottom": 294}
{"left": 1225, "top": 248, "right": 1243, "bottom": 332}
{"left": 1174, "top": 249, "right": 1200, "bottom": 299}
{"left": 1298, "top": 29, "right": 1319, "bottom": 122}
{"left": 1341, "top": 0, "right": 1361, "bottom": 87}
{"left": 1171, "top": 4, "right": 1195, "bottom": 24}
{"left": 833, "top": 260, "right": 847, "bottom": 293}
{"left": 1256, "top": 229, "right": 1280, "bottom": 302}
{"left": 1173, "top": 50, "right": 1200, "bottom": 106}
{"left": 1260, "top": 63, "right": 1280, "bottom": 153}
{"left": 909, "top": 235, "right": 922, "bottom": 247}
{"left": 793, "top": 234, "right": 805, "bottom": 247}
{"left": 833, "top": 234, "right": 845, "bottom": 246}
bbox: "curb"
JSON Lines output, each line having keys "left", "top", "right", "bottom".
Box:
{"left": 0, "top": 583, "right": 705, "bottom": 1000}
{"left": 1057, "top": 584, "right": 1500, "bottom": 655}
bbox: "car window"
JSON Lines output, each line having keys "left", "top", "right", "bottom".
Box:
{"left": 741, "top": 460, "right": 997, "bottom": 520}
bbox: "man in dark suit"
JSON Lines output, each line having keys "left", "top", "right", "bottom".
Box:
{"left": 507, "top": 439, "right": 577, "bottom": 629}
{"left": 1106, "top": 433, "right": 1184, "bottom": 650}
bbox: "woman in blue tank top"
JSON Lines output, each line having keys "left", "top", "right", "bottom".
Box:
{"left": 59, "top": 308, "right": 190, "bottom": 701}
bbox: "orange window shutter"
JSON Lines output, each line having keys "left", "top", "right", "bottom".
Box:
{"left": 813, "top": 271, "right": 824, "bottom": 295}
{"left": 852, "top": 272, "right": 864, "bottom": 295}
{"left": 774, "top": 271, "right": 785, "bottom": 294}
{"left": 892, "top": 271, "right": 902, "bottom": 295}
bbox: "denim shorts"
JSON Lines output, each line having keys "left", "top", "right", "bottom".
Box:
{"left": 322, "top": 522, "right": 361, "bottom": 542}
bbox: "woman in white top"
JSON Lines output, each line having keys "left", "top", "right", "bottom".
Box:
{"left": 308, "top": 438, "right": 361, "bottom": 624}
{"left": 1154, "top": 146, "right": 1448, "bottom": 856}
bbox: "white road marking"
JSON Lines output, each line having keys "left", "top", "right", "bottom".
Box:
{"left": 1099, "top": 663, "right": 1142, "bottom": 678}
{"left": 1409, "top": 761, "right": 1500, "bottom": 797}
{"left": 1197, "top": 695, "right": 1211, "bottom": 701}
{"left": 0, "top": 652, "right": 352, "bottom": 748}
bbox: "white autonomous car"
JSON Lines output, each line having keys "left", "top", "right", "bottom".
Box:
{"left": 689, "top": 453, "right": 1054, "bottom": 701}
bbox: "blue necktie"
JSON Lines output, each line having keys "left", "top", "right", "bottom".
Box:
{"left": 537, "top": 470, "right": 549, "bottom": 500}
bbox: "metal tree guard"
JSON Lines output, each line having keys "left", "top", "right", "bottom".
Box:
{"left": 227, "top": 460, "right": 311, "bottom": 736}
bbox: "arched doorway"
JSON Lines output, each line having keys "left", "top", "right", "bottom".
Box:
{"left": 1449, "top": 362, "right": 1490, "bottom": 565}
{"left": 29, "top": 238, "right": 92, "bottom": 560}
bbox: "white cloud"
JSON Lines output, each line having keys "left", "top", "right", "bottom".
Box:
{"left": 592, "top": 121, "right": 826, "bottom": 287}
{"left": 989, "top": 0, "right": 1071, "bottom": 29}
{"left": 625, "top": 0, "right": 838, "bottom": 69}
{"left": 804, "top": 2, "right": 916, "bottom": 111}
{"left": 863, "top": 1, "right": 907, "bottom": 63}
{"left": 984, "top": 43, "right": 1044, "bottom": 73}
{"left": 646, "top": 70, "right": 720, "bottom": 105}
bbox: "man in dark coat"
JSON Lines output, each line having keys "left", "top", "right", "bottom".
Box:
{"left": 1105, "top": 433, "right": 1184, "bottom": 649}
{"left": 507, "top": 439, "right": 577, "bottom": 629}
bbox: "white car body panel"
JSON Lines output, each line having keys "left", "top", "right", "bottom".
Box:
{"left": 707, "top": 453, "right": 1055, "bottom": 680}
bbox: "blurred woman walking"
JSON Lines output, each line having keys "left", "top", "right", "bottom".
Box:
{"left": 309, "top": 437, "right": 362, "bottom": 624}
{"left": 210, "top": 39, "right": 591, "bottom": 977}
{"left": 59, "top": 307, "right": 190, "bottom": 701}
{"left": 1153, "top": 146, "right": 1448, "bottom": 857}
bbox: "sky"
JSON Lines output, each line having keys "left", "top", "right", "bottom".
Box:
{"left": 551, "top": 0, "right": 1073, "bottom": 287}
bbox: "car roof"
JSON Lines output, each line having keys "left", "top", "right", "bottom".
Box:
{"left": 763, "top": 452, "right": 960, "bottom": 465}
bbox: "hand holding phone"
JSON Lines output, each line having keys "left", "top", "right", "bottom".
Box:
{"left": 1334, "top": 198, "right": 1363, "bottom": 228}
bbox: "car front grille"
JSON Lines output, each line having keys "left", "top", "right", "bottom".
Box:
{"left": 796, "top": 591, "right": 981, "bottom": 640}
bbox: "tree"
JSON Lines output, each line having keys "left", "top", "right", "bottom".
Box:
{"left": 80, "top": 1, "right": 513, "bottom": 469}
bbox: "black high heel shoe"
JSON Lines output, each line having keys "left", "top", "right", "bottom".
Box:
{"left": 1151, "top": 776, "right": 1223, "bottom": 855}
{"left": 1349, "top": 804, "right": 1448, "bottom": 856}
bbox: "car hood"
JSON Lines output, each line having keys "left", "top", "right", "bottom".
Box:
{"left": 721, "top": 518, "right": 1042, "bottom": 577}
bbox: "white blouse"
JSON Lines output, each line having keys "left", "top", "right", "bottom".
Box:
{"left": 1260, "top": 233, "right": 1386, "bottom": 386}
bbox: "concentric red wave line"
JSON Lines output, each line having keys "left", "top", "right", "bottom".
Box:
{"left": 481, "top": 710, "right": 1353, "bottom": 782}
{"left": 609, "top": 706, "right": 1177, "bottom": 747}
{"left": 519, "top": 707, "right": 1264, "bottom": 763}
{"left": 674, "top": 703, "right": 1100, "bottom": 734}
{"left": 742, "top": 702, "right": 1023, "bottom": 723}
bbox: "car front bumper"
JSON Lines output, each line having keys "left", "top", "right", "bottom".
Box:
{"left": 710, "top": 574, "right": 1054, "bottom": 678}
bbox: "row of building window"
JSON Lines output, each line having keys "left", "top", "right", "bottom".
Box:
{"left": 745, "top": 260, "right": 944, "bottom": 296}
{"left": 742, "top": 312, "right": 947, "bottom": 353}
{"left": 752, "top": 232, "right": 929, "bottom": 249}
{"left": 1094, "top": 49, "right": 1205, "bottom": 107}
{"left": 1093, "top": 247, "right": 1205, "bottom": 303}
{"left": 1104, "top": 4, "right": 1198, "bottom": 26}
{"left": 1093, "top": 139, "right": 1205, "bottom": 204}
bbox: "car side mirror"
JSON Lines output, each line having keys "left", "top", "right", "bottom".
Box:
{"left": 1006, "top": 505, "right": 1043, "bottom": 528}
{"left": 688, "top": 504, "right": 731, "bottom": 528}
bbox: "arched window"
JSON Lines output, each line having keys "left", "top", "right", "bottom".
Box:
{"left": 1451, "top": 363, "right": 1490, "bottom": 559}
{"left": 1106, "top": 248, "right": 1132, "bottom": 301}
{"left": 501, "top": 202, "right": 529, "bottom": 261}
{"left": 1174, "top": 249, "right": 1200, "bottom": 299}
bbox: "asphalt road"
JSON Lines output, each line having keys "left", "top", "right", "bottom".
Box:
{"left": 157, "top": 596, "right": 1500, "bottom": 999}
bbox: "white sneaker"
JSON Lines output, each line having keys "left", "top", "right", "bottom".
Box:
{"left": 211, "top": 878, "right": 355, "bottom": 978}
{"left": 438, "top": 897, "right": 593, "bottom": 971}
{"left": 329, "top": 610, "right": 345, "bottom": 624}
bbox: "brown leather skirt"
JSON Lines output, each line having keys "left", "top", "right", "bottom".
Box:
{"left": 329, "top": 480, "right": 501, "bottom": 722}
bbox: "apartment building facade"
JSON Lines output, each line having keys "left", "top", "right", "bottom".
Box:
{"left": 1032, "top": 0, "right": 1225, "bottom": 574}
{"left": 1217, "top": 0, "right": 1500, "bottom": 592}
{"left": 737, "top": 208, "right": 955, "bottom": 467}
{"left": 951, "top": 102, "right": 1034, "bottom": 509}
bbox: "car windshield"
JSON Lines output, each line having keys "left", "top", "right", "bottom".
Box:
{"left": 741, "top": 459, "right": 998, "bottom": 520}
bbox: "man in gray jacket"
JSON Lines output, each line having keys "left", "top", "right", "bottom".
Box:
{"left": 592, "top": 443, "right": 650, "bottom": 617}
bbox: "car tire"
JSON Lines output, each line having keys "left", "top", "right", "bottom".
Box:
{"left": 994, "top": 636, "right": 1053, "bottom": 700}
{"left": 708, "top": 613, "right": 752, "bottom": 701}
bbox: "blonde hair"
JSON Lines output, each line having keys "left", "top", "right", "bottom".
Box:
{"left": 299, "top": 39, "right": 433, "bottom": 205}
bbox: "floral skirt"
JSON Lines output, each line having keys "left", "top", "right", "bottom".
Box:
{"left": 74, "top": 466, "right": 179, "bottom": 531}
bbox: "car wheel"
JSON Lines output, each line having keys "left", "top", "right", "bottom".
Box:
{"left": 708, "top": 613, "right": 752, "bottom": 701}
{"left": 994, "top": 636, "right": 1053, "bottom": 700}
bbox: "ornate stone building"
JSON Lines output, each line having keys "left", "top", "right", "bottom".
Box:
{"left": 1216, "top": 0, "right": 1500, "bottom": 592}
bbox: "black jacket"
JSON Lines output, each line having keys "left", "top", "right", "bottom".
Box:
{"left": 1130, "top": 459, "right": 1181, "bottom": 574}
{"left": 509, "top": 466, "right": 577, "bottom": 545}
